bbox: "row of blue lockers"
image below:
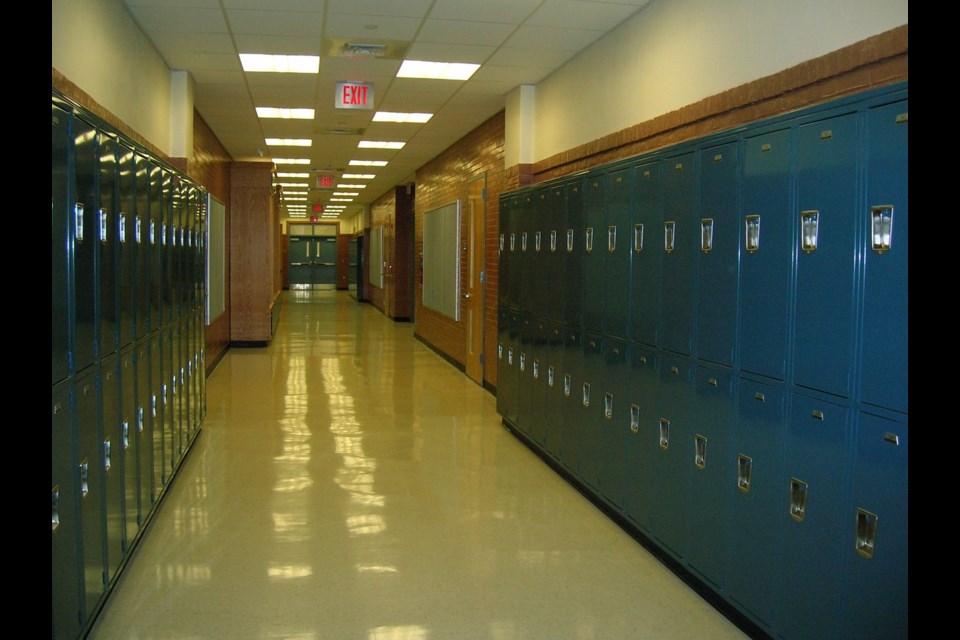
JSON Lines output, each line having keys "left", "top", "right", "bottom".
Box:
{"left": 496, "top": 82, "right": 907, "bottom": 640}
{"left": 52, "top": 91, "right": 208, "bottom": 640}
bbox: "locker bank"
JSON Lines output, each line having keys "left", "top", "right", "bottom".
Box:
{"left": 52, "top": 1, "right": 908, "bottom": 639}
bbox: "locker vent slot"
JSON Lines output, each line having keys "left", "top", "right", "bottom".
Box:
{"left": 737, "top": 455, "right": 752, "bottom": 492}
{"left": 856, "top": 509, "right": 879, "bottom": 559}
{"left": 790, "top": 478, "right": 808, "bottom": 522}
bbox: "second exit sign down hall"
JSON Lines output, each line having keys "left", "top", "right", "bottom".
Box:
{"left": 335, "top": 82, "right": 374, "bottom": 109}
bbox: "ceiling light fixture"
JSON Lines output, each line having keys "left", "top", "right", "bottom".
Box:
{"left": 358, "top": 141, "right": 405, "bottom": 149}
{"left": 240, "top": 54, "right": 319, "bottom": 73}
{"left": 266, "top": 138, "right": 312, "bottom": 147}
{"left": 256, "top": 107, "right": 315, "bottom": 120}
{"left": 373, "top": 111, "right": 433, "bottom": 123}
{"left": 342, "top": 173, "right": 376, "bottom": 179}
{"left": 349, "top": 160, "right": 388, "bottom": 167}
{"left": 273, "top": 158, "right": 311, "bottom": 165}
{"left": 396, "top": 60, "right": 480, "bottom": 80}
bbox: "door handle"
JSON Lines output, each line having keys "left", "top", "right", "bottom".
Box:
{"left": 463, "top": 292, "right": 471, "bottom": 299}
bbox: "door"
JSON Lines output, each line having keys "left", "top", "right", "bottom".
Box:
{"left": 465, "top": 177, "right": 485, "bottom": 384}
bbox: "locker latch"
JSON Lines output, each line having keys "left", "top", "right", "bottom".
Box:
{"left": 870, "top": 205, "right": 894, "bottom": 253}
{"left": 855, "top": 508, "right": 879, "bottom": 559}
{"left": 801, "top": 210, "right": 819, "bottom": 253}
{"left": 664, "top": 221, "right": 676, "bottom": 253}
{"left": 744, "top": 215, "right": 760, "bottom": 253}
{"left": 790, "top": 478, "right": 808, "bottom": 522}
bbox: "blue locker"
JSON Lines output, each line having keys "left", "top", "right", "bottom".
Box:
{"left": 134, "top": 153, "right": 151, "bottom": 338}
{"left": 604, "top": 167, "right": 633, "bottom": 341}
{"left": 577, "top": 330, "right": 604, "bottom": 490}
{"left": 727, "top": 376, "right": 786, "bottom": 631}
{"left": 860, "top": 98, "right": 908, "bottom": 415}
{"left": 120, "top": 347, "right": 139, "bottom": 543}
{"left": 597, "top": 336, "right": 629, "bottom": 509}
{"left": 544, "top": 184, "right": 566, "bottom": 324}
{"left": 739, "top": 128, "right": 793, "bottom": 380}
{"left": 52, "top": 380, "right": 82, "bottom": 640}
{"left": 557, "top": 325, "right": 582, "bottom": 473}
{"left": 100, "top": 354, "right": 124, "bottom": 583}
{"left": 542, "top": 320, "right": 566, "bottom": 459}
{"left": 98, "top": 132, "right": 119, "bottom": 357}
{"left": 840, "top": 410, "right": 908, "bottom": 639}
{"left": 696, "top": 141, "right": 740, "bottom": 367}
{"left": 117, "top": 143, "right": 136, "bottom": 348}
{"left": 685, "top": 363, "right": 734, "bottom": 589}
{"left": 581, "top": 176, "right": 605, "bottom": 333}
{"left": 778, "top": 392, "right": 851, "bottom": 640}
{"left": 630, "top": 159, "right": 663, "bottom": 348}
{"left": 73, "top": 116, "right": 99, "bottom": 371}
{"left": 794, "top": 111, "right": 858, "bottom": 398}
{"left": 563, "top": 180, "right": 583, "bottom": 327}
{"left": 148, "top": 164, "right": 164, "bottom": 331}
{"left": 623, "top": 344, "right": 658, "bottom": 533}
{"left": 75, "top": 366, "right": 106, "bottom": 620}
{"left": 52, "top": 102, "right": 72, "bottom": 385}
{"left": 660, "top": 151, "right": 697, "bottom": 355}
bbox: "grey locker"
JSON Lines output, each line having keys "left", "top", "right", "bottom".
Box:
{"left": 794, "top": 111, "right": 859, "bottom": 398}
{"left": 597, "top": 336, "right": 629, "bottom": 509}
{"left": 134, "top": 153, "right": 150, "bottom": 338}
{"left": 739, "top": 128, "right": 792, "bottom": 380}
{"left": 581, "top": 177, "right": 605, "bottom": 333}
{"left": 659, "top": 151, "right": 697, "bottom": 355}
{"left": 623, "top": 344, "right": 658, "bottom": 533}
{"left": 630, "top": 159, "right": 663, "bottom": 348}
{"left": 52, "top": 380, "right": 82, "bottom": 640}
{"left": 120, "top": 347, "right": 139, "bottom": 543}
{"left": 75, "top": 366, "right": 106, "bottom": 619}
{"left": 52, "top": 102, "right": 72, "bottom": 385}
{"left": 117, "top": 143, "right": 136, "bottom": 348}
{"left": 98, "top": 132, "right": 119, "bottom": 357}
{"left": 73, "top": 116, "right": 99, "bottom": 370}
{"left": 100, "top": 354, "right": 124, "bottom": 582}
{"left": 695, "top": 141, "right": 740, "bottom": 367}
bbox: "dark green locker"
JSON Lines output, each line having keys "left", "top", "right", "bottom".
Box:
{"left": 557, "top": 325, "right": 582, "bottom": 473}
{"left": 563, "top": 181, "right": 583, "bottom": 327}
{"left": 53, "top": 103, "right": 72, "bottom": 385}
{"left": 841, "top": 410, "right": 908, "bottom": 639}
{"left": 739, "top": 128, "right": 792, "bottom": 380}
{"left": 117, "top": 143, "right": 136, "bottom": 348}
{"left": 121, "top": 347, "right": 140, "bottom": 543}
{"left": 52, "top": 380, "right": 82, "bottom": 640}
{"left": 630, "top": 159, "right": 663, "bottom": 348}
{"left": 603, "top": 167, "right": 632, "bottom": 341}
{"left": 529, "top": 317, "right": 550, "bottom": 446}
{"left": 149, "top": 334, "right": 167, "bottom": 489}
{"left": 499, "top": 194, "right": 518, "bottom": 311}
{"left": 544, "top": 184, "right": 566, "bottom": 324}
{"left": 623, "top": 344, "right": 658, "bottom": 533}
{"left": 581, "top": 176, "right": 604, "bottom": 333}
{"left": 794, "top": 111, "right": 858, "bottom": 398}
{"left": 577, "top": 330, "right": 604, "bottom": 490}
{"left": 98, "top": 132, "right": 119, "bottom": 357}
{"left": 75, "top": 366, "right": 106, "bottom": 620}
{"left": 73, "top": 116, "right": 99, "bottom": 371}
{"left": 172, "top": 319, "right": 187, "bottom": 459}
{"left": 496, "top": 307, "right": 509, "bottom": 420}
{"left": 134, "top": 153, "right": 151, "bottom": 338}
{"left": 518, "top": 192, "right": 538, "bottom": 320}
{"left": 597, "top": 336, "right": 629, "bottom": 509}
{"left": 696, "top": 141, "right": 739, "bottom": 367}
{"left": 542, "top": 320, "right": 565, "bottom": 459}
{"left": 685, "top": 363, "right": 734, "bottom": 589}
{"left": 530, "top": 188, "right": 549, "bottom": 322}
{"left": 181, "top": 314, "right": 196, "bottom": 444}
{"left": 727, "top": 376, "right": 786, "bottom": 631}
{"left": 100, "top": 354, "right": 124, "bottom": 583}
{"left": 860, "top": 98, "right": 908, "bottom": 415}
{"left": 659, "top": 151, "right": 697, "bottom": 355}
{"left": 135, "top": 339, "right": 155, "bottom": 512}
{"left": 162, "top": 327, "right": 179, "bottom": 472}
{"left": 500, "top": 310, "right": 522, "bottom": 426}
{"left": 778, "top": 392, "right": 851, "bottom": 640}
{"left": 161, "top": 171, "right": 174, "bottom": 328}
{"left": 515, "top": 313, "right": 535, "bottom": 436}
{"left": 169, "top": 180, "right": 183, "bottom": 321}
{"left": 149, "top": 164, "right": 164, "bottom": 330}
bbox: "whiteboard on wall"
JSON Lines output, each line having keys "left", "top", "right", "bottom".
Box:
{"left": 205, "top": 194, "right": 226, "bottom": 325}
{"left": 369, "top": 225, "right": 384, "bottom": 289}
{"left": 422, "top": 200, "right": 461, "bottom": 321}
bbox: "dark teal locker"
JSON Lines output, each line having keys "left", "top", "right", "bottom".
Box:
{"left": 604, "top": 167, "right": 633, "bottom": 341}
{"left": 778, "top": 392, "right": 851, "bottom": 640}
{"left": 134, "top": 153, "right": 150, "bottom": 338}
{"left": 73, "top": 116, "right": 99, "bottom": 371}
{"left": 515, "top": 313, "right": 534, "bottom": 435}
{"left": 173, "top": 318, "right": 188, "bottom": 458}
{"left": 149, "top": 164, "right": 164, "bottom": 330}
{"left": 544, "top": 184, "right": 566, "bottom": 324}
{"left": 149, "top": 334, "right": 167, "bottom": 489}
{"left": 623, "top": 343, "right": 658, "bottom": 533}
{"left": 52, "top": 380, "right": 82, "bottom": 640}
{"left": 794, "top": 111, "right": 858, "bottom": 398}
{"left": 648, "top": 352, "right": 693, "bottom": 557}
{"left": 527, "top": 190, "right": 548, "bottom": 321}
{"left": 696, "top": 141, "right": 740, "bottom": 367}
{"left": 169, "top": 180, "right": 183, "bottom": 321}
{"left": 496, "top": 307, "right": 509, "bottom": 419}
{"left": 100, "top": 354, "right": 124, "bottom": 583}
{"left": 563, "top": 181, "right": 583, "bottom": 327}
{"left": 860, "top": 98, "right": 908, "bottom": 415}
{"left": 557, "top": 325, "right": 582, "bottom": 474}
{"left": 135, "top": 339, "right": 155, "bottom": 511}
{"left": 727, "top": 376, "right": 786, "bottom": 631}
{"left": 659, "top": 151, "right": 697, "bottom": 355}
{"left": 542, "top": 320, "right": 566, "bottom": 459}
{"left": 499, "top": 310, "right": 522, "bottom": 426}
{"left": 53, "top": 102, "right": 72, "bottom": 385}
{"left": 581, "top": 176, "right": 605, "bottom": 333}
{"left": 597, "top": 336, "right": 629, "bottom": 509}
{"left": 182, "top": 314, "right": 198, "bottom": 443}
{"left": 685, "top": 363, "right": 734, "bottom": 589}
{"left": 160, "top": 171, "right": 174, "bottom": 328}
{"left": 528, "top": 317, "right": 550, "bottom": 446}
{"left": 577, "top": 330, "right": 605, "bottom": 491}
{"left": 75, "top": 366, "right": 106, "bottom": 620}
{"left": 506, "top": 192, "right": 524, "bottom": 311}
{"left": 162, "top": 327, "right": 179, "bottom": 472}
{"left": 120, "top": 347, "right": 139, "bottom": 543}
{"left": 630, "top": 159, "right": 663, "bottom": 348}
{"left": 841, "top": 410, "right": 908, "bottom": 640}
{"left": 117, "top": 143, "right": 136, "bottom": 348}
{"left": 98, "top": 132, "right": 119, "bottom": 357}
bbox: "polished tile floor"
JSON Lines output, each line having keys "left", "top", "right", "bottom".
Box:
{"left": 87, "top": 290, "right": 750, "bottom": 640}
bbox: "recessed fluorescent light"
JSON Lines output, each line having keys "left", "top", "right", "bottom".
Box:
{"left": 277, "top": 172, "right": 310, "bottom": 178}
{"left": 256, "top": 107, "right": 315, "bottom": 120}
{"left": 333, "top": 192, "right": 359, "bottom": 197}
{"left": 330, "top": 198, "right": 353, "bottom": 202}
{"left": 284, "top": 196, "right": 307, "bottom": 201}
{"left": 358, "top": 141, "right": 405, "bottom": 149}
{"left": 349, "top": 160, "right": 388, "bottom": 167}
{"left": 273, "top": 158, "right": 311, "bottom": 165}
{"left": 278, "top": 182, "right": 308, "bottom": 187}
{"left": 240, "top": 54, "right": 319, "bottom": 74}
{"left": 337, "top": 184, "right": 367, "bottom": 189}
{"left": 342, "top": 173, "right": 376, "bottom": 179}
{"left": 397, "top": 60, "right": 480, "bottom": 80}
{"left": 373, "top": 111, "right": 432, "bottom": 123}
{"left": 266, "top": 138, "right": 312, "bottom": 147}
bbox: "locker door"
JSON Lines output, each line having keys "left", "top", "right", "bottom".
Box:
{"left": 527, "top": 190, "right": 547, "bottom": 322}
{"left": 563, "top": 181, "right": 584, "bottom": 327}
{"left": 288, "top": 236, "right": 312, "bottom": 288}
{"left": 160, "top": 170, "right": 174, "bottom": 328}
{"left": 75, "top": 366, "right": 106, "bottom": 619}
{"left": 515, "top": 313, "right": 535, "bottom": 436}
{"left": 496, "top": 308, "right": 509, "bottom": 419}
{"left": 660, "top": 151, "right": 697, "bottom": 355}
{"left": 149, "top": 334, "right": 167, "bottom": 489}
{"left": 169, "top": 180, "right": 183, "bottom": 322}
{"left": 597, "top": 336, "right": 629, "bottom": 509}
{"left": 98, "top": 132, "right": 119, "bottom": 357}
{"left": 544, "top": 185, "right": 566, "bottom": 324}
{"left": 630, "top": 159, "right": 663, "bottom": 347}
{"left": 52, "top": 380, "right": 83, "bottom": 640}
{"left": 100, "top": 354, "right": 124, "bottom": 582}
{"left": 121, "top": 347, "right": 139, "bottom": 542}
{"left": 739, "top": 128, "right": 792, "bottom": 380}
{"left": 117, "top": 143, "right": 136, "bottom": 348}
{"left": 163, "top": 327, "right": 180, "bottom": 471}
{"left": 73, "top": 116, "right": 99, "bottom": 370}
{"left": 794, "top": 112, "right": 858, "bottom": 398}
{"left": 196, "top": 306, "right": 207, "bottom": 422}
{"left": 604, "top": 167, "right": 632, "bottom": 341}
{"left": 149, "top": 164, "right": 164, "bottom": 330}
{"left": 778, "top": 393, "right": 851, "bottom": 640}
{"left": 860, "top": 99, "right": 908, "bottom": 414}
{"left": 315, "top": 236, "right": 339, "bottom": 287}
{"left": 685, "top": 363, "right": 734, "bottom": 589}
{"left": 581, "top": 176, "right": 605, "bottom": 333}
{"left": 500, "top": 310, "right": 522, "bottom": 426}
{"left": 134, "top": 153, "right": 150, "bottom": 338}
{"left": 181, "top": 314, "right": 196, "bottom": 443}
{"left": 577, "top": 330, "right": 604, "bottom": 490}
{"left": 52, "top": 103, "right": 72, "bottom": 385}
{"left": 529, "top": 317, "right": 549, "bottom": 446}
{"left": 841, "top": 411, "right": 908, "bottom": 640}
{"left": 542, "top": 320, "right": 565, "bottom": 459}
{"left": 623, "top": 344, "right": 658, "bottom": 532}
{"left": 503, "top": 194, "right": 522, "bottom": 311}
{"left": 727, "top": 377, "right": 786, "bottom": 630}
{"left": 696, "top": 141, "right": 740, "bottom": 367}
{"left": 557, "top": 325, "right": 582, "bottom": 473}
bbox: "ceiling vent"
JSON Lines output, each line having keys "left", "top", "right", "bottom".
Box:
{"left": 323, "top": 38, "right": 410, "bottom": 60}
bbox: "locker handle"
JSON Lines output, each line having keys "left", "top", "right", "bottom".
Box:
{"left": 522, "top": 232, "right": 528, "bottom": 252}
{"left": 122, "top": 420, "right": 130, "bottom": 450}
{"left": 151, "top": 393, "right": 157, "bottom": 418}
{"left": 801, "top": 210, "right": 819, "bottom": 253}
{"left": 532, "top": 359, "right": 539, "bottom": 379}
{"left": 564, "top": 374, "right": 572, "bottom": 397}
{"left": 671, "top": 366, "right": 679, "bottom": 375}
{"left": 138, "top": 406, "right": 145, "bottom": 433}
{"left": 659, "top": 418, "right": 670, "bottom": 449}
{"left": 855, "top": 508, "right": 879, "bottom": 559}
{"left": 745, "top": 215, "right": 760, "bottom": 252}
{"left": 608, "top": 226, "right": 616, "bottom": 253}
{"left": 585, "top": 227, "right": 594, "bottom": 253}
{"left": 547, "top": 366, "right": 555, "bottom": 388}
{"left": 535, "top": 230, "right": 541, "bottom": 252}
{"left": 737, "top": 455, "right": 752, "bottom": 492}
{"left": 790, "top": 478, "right": 808, "bottom": 522}
{"left": 634, "top": 223, "right": 644, "bottom": 253}
{"left": 79, "top": 460, "right": 90, "bottom": 498}
{"left": 150, "top": 220, "right": 157, "bottom": 245}
{"left": 549, "top": 230, "right": 557, "bottom": 253}
{"left": 497, "top": 343, "right": 503, "bottom": 360}
{"left": 604, "top": 392, "right": 614, "bottom": 419}
{"left": 884, "top": 432, "right": 900, "bottom": 445}
{"left": 103, "top": 438, "right": 112, "bottom": 472}
{"left": 639, "top": 355, "right": 647, "bottom": 364}
{"left": 566, "top": 229, "right": 574, "bottom": 253}
{"left": 75, "top": 203, "right": 84, "bottom": 242}
{"left": 519, "top": 352, "right": 526, "bottom": 372}
{"left": 52, "top": 486, "right": 60, "bottom": 532}
{"left": 870, "top": 205, "right": 894, "bottom": 253}
{"left": 510, "top": 233, "right": 516, "bottom": 252}
{"left": 99, "top": 209, "right": 108, "bottom": 243}
{"left": 136, "top": 215, "right": 142, "bottom": 243}
{"left": 695, "top": 434, "right": 707, "bottom": 469}
{"left": 630, "top": 404, "right": 640, "bottom": 433}
{"left": 507, "top": 347, "right": 513, "bottom": 366}
{"left": 700, "top": 218, "right": 714, "bottom": 253}
{"left": 664, "top": 221, "right": 676, "bottom": 253}
{"left": 582, "top": 383, "right": 591, "bottom": 407}
{"left": 499, "top": 233, "right": 504, "bottom": 253}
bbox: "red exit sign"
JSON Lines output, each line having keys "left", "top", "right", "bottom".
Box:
{"left": 335, "top": 82, "right": 374, "bottom": 110}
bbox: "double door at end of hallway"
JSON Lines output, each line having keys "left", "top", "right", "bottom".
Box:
{"left": 289, "top": 235, "right": 337, "bottom": 289}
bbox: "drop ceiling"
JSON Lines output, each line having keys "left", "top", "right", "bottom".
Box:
{"left": 121, "top": 0, "right": 653, "bottom": 220}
